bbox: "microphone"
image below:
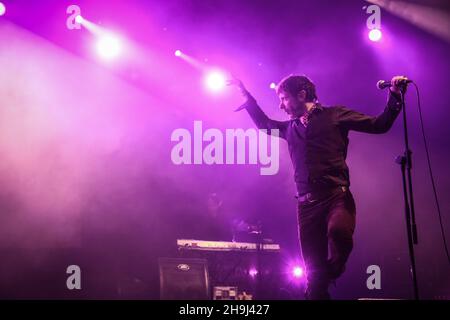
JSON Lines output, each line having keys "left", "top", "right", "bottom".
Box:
{"left": 377, "top": 79, "right": 412, "bottom": 90}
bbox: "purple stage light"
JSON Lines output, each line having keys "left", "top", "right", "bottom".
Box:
{"left": 96, "top": 34, "right": 122, "bottom": 60}
{"left": 270, "top": 82, "right": 276, "bottom": 89}
{"left": 249, "top": 268, "right": 258, "bottom": 277}
{"left": 174, "top": 50, "right": 182, "bottom": 57}
{"left": 204, "top": 70, "right": 226, "bottom": 92}
{"left": 292, "top": 266, "right": 304, "bottom": 278}
{"left": 369, "top": 29, "right": 382, "bottom": 42}
{"left": 75, "top": 15, "right": 83, "bottom": 24}
{"left": 0, "top": 2, "right": 5, "bottom": 16}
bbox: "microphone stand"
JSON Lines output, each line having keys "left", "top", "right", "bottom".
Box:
{"left": 251, "top": 221, "right": 263, "bottom": 300}
{"left": 394, "top": 87, "right": 420, "bottom": 300}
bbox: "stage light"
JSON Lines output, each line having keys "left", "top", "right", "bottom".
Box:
{"left": 270, "top": 82, "right": 276, "bottom": 89}
{"left": 174, "top": 50, "right": 182, "bottom": 57}
{"left": 369, "top": 29, "right": 382, "bottom": 42}
{"left": 0, "top": 2, "right": 6, "bottom": 16}
{"left": 75, "top": 15, "right": 83, "bottom": 24}
{"left": 248, "top": 268, "right": 258, "bottom": 277}
{"left": 204, "top": 70, "right": 226, "bottom": 92}
{"left": 96, "top": 34, "right": 122, "bottom": 60}
{"left": 292, "top": 266, "right": 304, "bottom": 278}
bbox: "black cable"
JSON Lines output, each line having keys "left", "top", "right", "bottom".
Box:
{"left": 412, "top": 82, "right": 450, "bottom": 264}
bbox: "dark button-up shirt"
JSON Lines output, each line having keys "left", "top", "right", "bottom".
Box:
{"left": 241, "top": 92, "right": 402, "bottom": 195}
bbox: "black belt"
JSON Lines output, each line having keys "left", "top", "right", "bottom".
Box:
{"left": 297, "top": 186, "right": 348, "bottom": 203}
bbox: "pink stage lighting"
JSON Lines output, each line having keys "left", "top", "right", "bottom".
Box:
{"left": 248, "top": 268, "right": 258, "bottom": 277}
{"left": 96, "top": 34, "right": 122, "bottom": 60}
{"left": 174, "top": 50, "right": 182, "bottom": 57}
{"left": 369, "top": 29, "right": 382, "bottom": 42}
{"left": 0, "top": 2, "right": 5, "bottom": 16}
{"left": 75, "top": 15, "right": 83, "bottom": 24}
{"left": 270, "top": 82, "right": 276, "bottom": 89}
{"left": 292, "top": 266, "right": 304, "bottom": 278}
{"left": 204, "top": 70, "right": 226, "bottom": 92}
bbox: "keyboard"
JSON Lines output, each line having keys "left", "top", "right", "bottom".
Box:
{"left": 177, "top": 239, "right": 281, "bottom": 252}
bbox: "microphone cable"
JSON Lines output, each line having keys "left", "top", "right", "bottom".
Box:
{"left": 412, "top": 82, "right": 450, "bottom": 265}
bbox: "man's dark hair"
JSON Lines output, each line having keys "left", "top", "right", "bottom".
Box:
{"left": 276, "top": 74, "right": 318, "bottom": 102}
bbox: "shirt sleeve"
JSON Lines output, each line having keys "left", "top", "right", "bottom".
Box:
{"left": 336, "top": 91, "right": 403, "bottom": 134}
{"left": 236, "top": 94, "right": 288, "bottom": 140}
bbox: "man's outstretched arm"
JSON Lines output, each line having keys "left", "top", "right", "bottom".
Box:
{"left": 228, "top": 78, "right": 288, "bottom": 138}
{"left": 336, "top": 76, "right": 407, "bottom": 134}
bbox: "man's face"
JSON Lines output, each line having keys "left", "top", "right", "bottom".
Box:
{"left": 278, "top": 90, "right": 305, "bottom": 119}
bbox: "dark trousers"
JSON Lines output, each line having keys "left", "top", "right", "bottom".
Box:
{"left": 297, "top": 187, "right": 356, "bottom": 300}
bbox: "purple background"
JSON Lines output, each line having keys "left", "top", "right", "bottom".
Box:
{"left": 0, "top": 0, "right": 449, "bottom": 299}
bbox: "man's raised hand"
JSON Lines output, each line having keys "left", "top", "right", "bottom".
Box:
{"left": 227, "top": 76, "right": 257, "bottom": 111}
{"left": 227, "top": 77, "right": 251, "bottom": 99}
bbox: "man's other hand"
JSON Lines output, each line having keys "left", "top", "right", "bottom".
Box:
{"left": 390, "top": 75, "right": 409, "bottom": 94}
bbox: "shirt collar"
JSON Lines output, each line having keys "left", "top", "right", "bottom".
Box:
{"left": 302, "top": 103, "right": 322, "bottom": 118}
{"left": 291, "top": 103, "right": 323, "bottom": 124}
{"left": 309, "top": 103, "right": 323, "bottom": 113}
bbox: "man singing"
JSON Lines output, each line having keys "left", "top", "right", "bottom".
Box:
{"left": 229, "top": 74, "right": 407, "bottom": 299}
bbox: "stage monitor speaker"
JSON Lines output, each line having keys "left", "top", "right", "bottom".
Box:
{"left": 158, "top": 258, "right": 210, "bottom": 300}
